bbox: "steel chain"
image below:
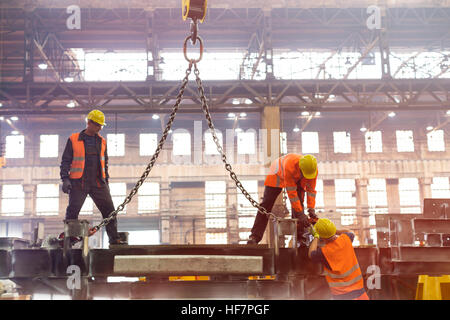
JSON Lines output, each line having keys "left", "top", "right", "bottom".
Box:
{"left": 192, "top": 62, "right": 281, "bottom": 223}
{"left": 91, "top": 62, "right": 194, "bottom": 233}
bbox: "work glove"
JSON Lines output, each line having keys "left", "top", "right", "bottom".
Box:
{"left": 309, "top": 226, "right": 320, "bottom": 239}
{"left": 62, "top": 178, "right": 72, "bottom": 194}
{"left": 308, "top": 208, "right": 319, "bottom": 225}
{"left": 294, "top": 211, "right": 311, "bottom": 229}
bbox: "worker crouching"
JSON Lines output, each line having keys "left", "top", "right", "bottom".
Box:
{"left": 247, "top": 154, "right": 319, "bottom": 246}
{"left": 308, "top": 218, "right": 369, "bottom": 300}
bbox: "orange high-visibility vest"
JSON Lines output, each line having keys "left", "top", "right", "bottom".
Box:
{"left": 69, "top": 132, "right": 106, "bottom": 179}
{"left": 321, "top": 234, "right": 368, "bottom": 300}
{"left": 264, "top": 154, "right": 317, "bottom": 213}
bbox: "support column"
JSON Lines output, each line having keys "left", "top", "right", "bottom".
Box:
{"left": 419, "top": 177, "right": 433, "bottom": 212}
{"left": 261, "top": 106, "right": 283, "bottom": 246}
{"left": 23, "top": 9, "right": 34, "bottom": 82}
{"left": 263, "top": 9, "right": 274, "bottom": 80}
{"left": 160, "top": 182, "right": 171, "bottom": 244}
{"left": 386, "top": 178, "right": 400, "bottom": 214}
{"left": 226, "top": 180, "right": 239, "bottom": 244}
{"left": 356, "top": 179, "right": 371, "bottom": 245}
{"left": 323, "top": 179, "right": 338, "bottom": 224}
{"left": 146, "top": 10, "right": 161, "bottom": 81}
{"left": 22, "top": 184, "right": 35, "bottom": 241}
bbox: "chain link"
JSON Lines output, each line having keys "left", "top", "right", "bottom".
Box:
{"left": 90, "top": 62, "right": 194, "bottom": 233}
{"left": 192, "top": 62, "right": 281, "bottom": 223}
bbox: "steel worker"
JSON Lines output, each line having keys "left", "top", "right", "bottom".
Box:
{"left": 247, "top": 154, "right": 319, "bottom": 245}
{"left": 308, "top": 218, "right": 369, "bottom": 300}
{"left": 60, "top": 110, "right": 124, "bottom": 245}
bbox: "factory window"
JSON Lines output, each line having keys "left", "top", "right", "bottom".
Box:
{"left": 237, "top": 180, "right": 258, "bottom": 229}
{"left": 280, "top": 132, "right": 288, "bottom": 155}
{"left": 205, "top": 232, "right": 228, "bottom": 244}
{"left": 369, "top": 228, "right": 378, "bottom": 245}
{"left": 237, "top": 130, "right": 256, "bottom": 155}
{"left": 431, "top": 177, "right": 450, "bottom": 198}
{"left": 139, "top": 133, "right": 158, "bottom": 156}
{"left": 396, "top": 130, "right": 414, "bottom": 152}
{"left": 36, "top": 184, "right": 59, "bottom": 216}
{"left": 398, "top": 178, "right": 421, "bottom": 213}
{"left": 40, "top": 134, "right": 59, "bottom": 158}
{"left": 204, "top": 130, "right": 223, "bottom": 155}
{"left": 110, "top": 183, "right": 127, "bottom": 215}
{"left": 427, "top": 130, "right": 445, "bottom": 152}
{"left": 335, "top": 179, "right": 356, "bottom": 226}
{"left": 1, "top": 184, "right": 24, "bottom": 216}
{"left": 365, "top": 131, "right": 382, "bottom": 153}
{"left": 5, "top": 135, "right": 24, "bottom": 158}
{"left": 368, "top": 179, "right": 388, "bottom": 225}
{"left": 0, "top": 221, "right": 23, "bottom": 238}
{"left": 107, "top": 133, "right": 125, "bottom": 156}
{"left": 138, "top": 182, "right": 160, "bottom": 214}
{"left": 339, "top": 208, "right": 357, "bottom": 226}
{"left": 333, "top": 131, "right": 351, "bottom": 153}
{"left": 172, "top": 131, "right": 191, "bottom": 156}
{"left": 103, "top": 230, "right": 160, "bottom": 248}
{"left": 302, "top": 131, "right": 319, "bottom": 154}
{"left": 205, "top": 181, "right": 227, "bottom": 229}
{"left": 79, "top": 196, "right": 94, "bottom": 215}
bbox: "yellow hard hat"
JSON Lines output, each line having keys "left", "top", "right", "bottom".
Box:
{"left": 299, "top": 154, "right": 317, "bottom": 179}
{"left": 86, "top": 109, "right": 106, "bottom": 126}
{"left": 314, "top": 218, "right": 336, "bottom": 239}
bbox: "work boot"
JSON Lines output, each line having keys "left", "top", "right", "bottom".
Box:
{"left": 247, "top": 235, "right": 259, "bottom": 245}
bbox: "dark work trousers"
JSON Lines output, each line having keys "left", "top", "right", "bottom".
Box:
{"left": 249, "top": 184, "right": 310, "bottom": 243}
{"left": 65, "top": 179, "right": 119, "bottom": 244}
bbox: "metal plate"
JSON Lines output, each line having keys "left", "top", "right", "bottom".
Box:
{"left": 10, "top": 249, "right": 51, "bottom": 278}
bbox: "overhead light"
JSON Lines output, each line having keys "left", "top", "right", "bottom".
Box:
{"left": 244, "top": 99, "right": 252, "bottom": 104}
{"left": 232, "top": 99, "right": 240, "bottom": 105}
{"left": 293, "top": 126, "right": 300, "bottom": 132}
{"left": 426, "top": 126, "right": 434, "bottom": 131}
{"left": 152, "top": 114, "right": 160, "bottom": 120}
{"left": 239, "top": 112, "right": 247, "bottom": 118}
{"left": 227, "top": 113, "right": 236, "bottom": 118}
{"left": 0, "top": 102, "right": 3, "bottom": 107}
{"left": 315, "top": 112, "right": 321, "bottom": 116}
{"left": 301, "top": 111, "right": 310, "bottom": 116}
{"left": 235, "top": 128, "right": 243, "bottom": 133}
{"left": 446, "top": 110, "right": 450, "bottom": 115}
{"left": 388, "top": 112, "right": 396, "bottom": 118}
{"left": 66, "top": 101, "right": 76, "bottom": 108}
{"left": 10, "top": 116, "right": 18, "bottom": 121}
{"left": 38, "top": 63, "right": 48, "bottom": 70}
{"left": 0, "top": 116, "right": 4, "bottom": 121}
{"left": 360, "top": 125, "right": 367, "bottom": 132}
{"left": 64, "top": 77, "right": 74, "bottom": 82}
{"left": 11, "top": 130, "right": 19, "bottom": 135}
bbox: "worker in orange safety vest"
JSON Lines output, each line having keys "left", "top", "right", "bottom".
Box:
{"left": 60, "top": 110, "right": 124, "bottom": 245}
{"left": 247, "top": 154, "right": 319, "bottom": 245}
{"left": 308, "top": 218, "right": 370, "bottom": 300}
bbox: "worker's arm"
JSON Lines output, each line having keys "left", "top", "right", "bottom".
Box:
{"left": 308, "top": 237, "right": 319, "bottom": 259}
{"left": 285, "top": 163, "right": 304, "bottom": 214}
{"left": 60, "top": 138, "right": 73, "bottom": 180}
{"left": 104, "top": 143, "right": 109, "bottom": 184}
{"left": 305, "top": 176, "right": 317, "bottom": 210}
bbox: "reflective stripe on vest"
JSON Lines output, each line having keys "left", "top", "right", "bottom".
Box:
{"left": 69, "top": 132, "right": 106, "bottom": 179}
{"left": 321, "top": 234, "right": 364, "bottom": 295}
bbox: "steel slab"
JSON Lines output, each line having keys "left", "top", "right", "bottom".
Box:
{"left": 113, "top": 255, "right": 263, "bottom": 275}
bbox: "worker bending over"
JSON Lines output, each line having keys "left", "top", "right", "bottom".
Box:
{"left": 60, "top": 110, "right": 124, "bottom": 245}
{"left": 308, "top": 218, "right": 369, "bottom": 300}
{"left": 247, "top": 154, "right": 319, "bottom": 246}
